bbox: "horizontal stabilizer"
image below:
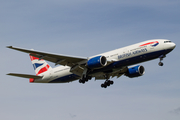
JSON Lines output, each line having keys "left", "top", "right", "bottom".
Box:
{"left": 7, "top": 73, "right": 42, "bottom": 79}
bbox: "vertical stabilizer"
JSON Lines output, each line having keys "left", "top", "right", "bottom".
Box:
{"left": 30, "top": 55, "right": 52, "bottom": 76}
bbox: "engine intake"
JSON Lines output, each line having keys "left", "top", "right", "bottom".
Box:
{"left": 87, "top": 56, "right": 107, "bottom": 69}
{"left": 125, "top": 65, "right": 145, "bottom": 78}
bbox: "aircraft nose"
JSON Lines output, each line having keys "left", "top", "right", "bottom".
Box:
{"left": 171, "top": 42, "right": 176, "bottom": 49}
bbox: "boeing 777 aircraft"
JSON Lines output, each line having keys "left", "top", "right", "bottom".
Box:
{"left": 7, "top": 39, "right": 176, "bottom": 88}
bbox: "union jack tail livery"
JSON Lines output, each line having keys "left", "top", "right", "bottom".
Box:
{"left": 30, "top": 55, "right": 52, "bottom": 76}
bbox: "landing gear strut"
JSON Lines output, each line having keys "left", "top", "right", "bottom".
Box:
{"left": 101, "top": 80, "right": 114, "bottom": 88}
{"left": 158, "top": 55, "right": 166, "bottom": 66}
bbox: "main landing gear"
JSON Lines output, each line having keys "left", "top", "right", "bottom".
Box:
{"left": 158, "top": 55, "right": 166, "bottom": 66}
{"left": 101, "top": 80, "right": 114, "bottom": 88}
{"left": 79, "top": 75, "right": 92, "bottom": 84}
{"left": 79, "top": 68, "right": 92, "bottom": 84}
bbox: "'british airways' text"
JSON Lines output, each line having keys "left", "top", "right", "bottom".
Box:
{"left": 118, "top": 48, "right": 148, "bottom": 59}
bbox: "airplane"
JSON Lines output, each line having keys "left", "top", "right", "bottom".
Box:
{"left": 7, "top": 39, "right": 176, "bottom": 88}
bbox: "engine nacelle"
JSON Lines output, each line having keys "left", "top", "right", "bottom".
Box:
{"left": 125, "top": 65, "right": 145, "bottom": 78}
{"left": 87, "top": 56, "right": 107, "bottom": 69}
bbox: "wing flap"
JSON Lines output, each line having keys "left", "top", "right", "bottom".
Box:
{"left": 94, "top": 66, "right": 128, "bottom": 80}
{"left": 7, "top": 73, "right": 42, "bottom": 79}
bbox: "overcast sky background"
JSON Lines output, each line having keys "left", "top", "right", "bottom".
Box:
{"left": 1, "top": 0, "right": 180, "bottom": 120}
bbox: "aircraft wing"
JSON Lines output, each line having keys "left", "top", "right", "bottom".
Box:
{"left": 7, "top": 46, "right": 87, "bottom": 67}
{"left": 94, "top": 66, "right": 128, "bottom": 80}
{"left": 7, "top": 73, "right": 42, "bottom": 79}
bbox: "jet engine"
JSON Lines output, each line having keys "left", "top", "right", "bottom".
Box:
{"left": 125, "top": 65, "right": 145, "bottom": 78}
{"left": 87, "top": 56, "right": 107, "bottom": 69}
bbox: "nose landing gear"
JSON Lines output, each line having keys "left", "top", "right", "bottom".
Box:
{"left": 158, "top": 55, "right": 166, "bottom": 66}
{"left": 158, "top": 62, "right": 164, "bottom": 66}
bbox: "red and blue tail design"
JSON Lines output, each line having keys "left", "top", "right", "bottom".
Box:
{"left": 30, "top": 55, "right": 52, "bottom": 75}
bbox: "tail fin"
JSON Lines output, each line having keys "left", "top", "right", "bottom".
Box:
{"left": 30, "top": 55, "right": 52, "bottom": 76}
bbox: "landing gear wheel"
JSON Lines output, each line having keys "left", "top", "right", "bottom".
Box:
{"left": 110, "top": 81, "right": 114, "bottom": 85}
{"left": 158, "top": 62, "right": 164, "bottom": 66}
{"left": 106, "top": 81, "right": 111, "bottom": 86}
{"left": 81, "top": 80, "right": 85, "bottom": 84}
{"left": 101, "top": 80, "right": 114, "bottom": 88}
{"left": 101, "top": 84, "right": 107, "bottom": 88}
{"left": 79, "top": 75, "right": 92, "bottom": 84}
{"left": 85, "top": 78, "right": 88, "bottom": 82}
{"left": 79, "top": 79, "right": 85, "bottom": 84}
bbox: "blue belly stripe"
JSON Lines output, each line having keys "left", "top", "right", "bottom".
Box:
{"left": 49, "top": 74, "right": 80, "bottom": 83}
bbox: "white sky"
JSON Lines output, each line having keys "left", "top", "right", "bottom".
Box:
{"left": 0, "top": 0, "right": 180, "bottom": 120}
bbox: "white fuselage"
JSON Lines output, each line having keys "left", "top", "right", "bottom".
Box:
{"left": 34, "top": 39, "right": 176, "bottom": 83}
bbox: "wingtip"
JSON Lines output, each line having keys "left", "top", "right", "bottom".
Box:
{"left": 7, "top": 73, "right": 13, "bottom": 76}
{"left": 7, "top": 73, "right": 13, "bottom": 75}
{"left": 6, "top": 46, "right": 13, "bottom": 48}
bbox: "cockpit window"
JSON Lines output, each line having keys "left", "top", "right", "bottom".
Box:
{"left": 164, "top": 41, "right": 172, "bottom": 43}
